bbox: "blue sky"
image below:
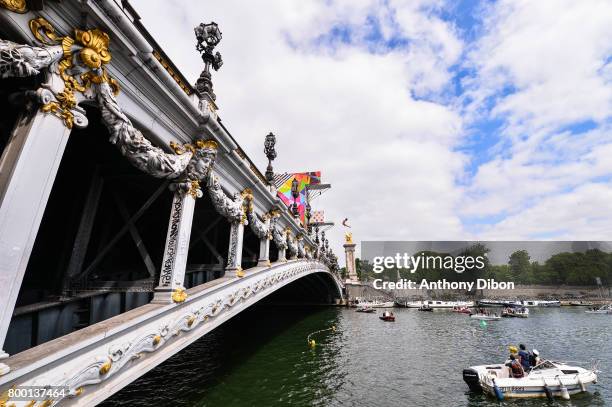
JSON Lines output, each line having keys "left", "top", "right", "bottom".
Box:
{"left": 134, "top": 0, "right": 612, "bottom": 253}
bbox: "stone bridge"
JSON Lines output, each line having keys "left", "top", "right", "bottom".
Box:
{"left": 0, "top": 260, "right": 342, "bottom": 406}
{"left": 0, "top": 2, "right": 344, "bottom": 405}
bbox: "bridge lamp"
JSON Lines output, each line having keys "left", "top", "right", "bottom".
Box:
{"left": 195, "top": 21, "right": 223, "bottom": 101}
{"left": 305, "top": 201, "right": 312, "bottom": 232}
{"left": 291, "top": 177, "right": 299, "bottom": 217}
{"left": 264, "top": 132, "right": 277, "bottom": 185}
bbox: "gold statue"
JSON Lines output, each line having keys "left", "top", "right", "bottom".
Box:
{"left": 344, "top": 232, "right": 353, "bottom": 244}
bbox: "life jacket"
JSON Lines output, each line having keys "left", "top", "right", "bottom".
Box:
{"left": 510, "top": 360, "right": 524, "bottom": 378}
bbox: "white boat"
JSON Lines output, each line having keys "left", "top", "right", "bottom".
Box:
{"left": 352, "top": 297, "right": 395, "bottom": 308}
{"left": 403, "top": 300, "right": 474, "bottom": 309}
{"left": 478, "top": 299, "right": 560, "bottom": 307}
{"left": 501, "top": 307, "right": 529, "bottom": 318}
{"left": 463, "top": 359, "right": 598, "bottom": 400}
{"left": 585, "top": 304, "right": 612, "bottom": 314}
{"left": 470, "top": 313, "right": 501, "bottom": 321}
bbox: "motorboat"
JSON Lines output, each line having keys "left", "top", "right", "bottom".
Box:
{"left": 470, "top": 313, "right": 501, "bottom": 321}
{"left": 568, "top": 300, "right": 595, "bottom": 306}
{"left": 463, "top": 359, "right": 598, "bottom": 400}
{"left": 379, "top": 311, "right": 395, "bottom": 322}
{"left": 585, "top": 304, "right": 612, "bottom": 314}
{"left": 501, "top": 307, "right": 529, "bottom": 318}
{"left": 403, "top": 300, "right": 474, "bottom": 309}
{"left": 452, "top": 306, "right": 472, "bottom": 314}
{"left": 355, "top": 306, "right": 376, "bottom": 313}
{"left": 417, "top": 305, "right": 433, "bottom": 312}
{"left": 353, "top": 297, "right": 395, "bottom": 308}
{"left": 478, "top": 299, "right": 560, "bottom": 307}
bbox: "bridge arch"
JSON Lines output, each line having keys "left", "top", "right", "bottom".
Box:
{"left": 0, "top": 260, "right": 344, "bottom": 406}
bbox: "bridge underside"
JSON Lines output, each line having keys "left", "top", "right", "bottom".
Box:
{"left": 3, "top": 105, "right": 296, "bottom": 356}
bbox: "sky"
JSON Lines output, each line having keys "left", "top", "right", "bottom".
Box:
{"left": 130, "top": 0, "right": 612, "bottom": 257}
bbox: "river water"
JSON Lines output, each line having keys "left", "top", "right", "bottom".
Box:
{"left": 102, "top": 305, "right": 611, "bottom": 407}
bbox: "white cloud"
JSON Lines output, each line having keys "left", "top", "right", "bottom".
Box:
{"left": 461, "top": 0, "right": 612, "bottom": 235}
{"left": 130, "top": 0, "right": 612, "bottom": 259}
{"left": 131, "top": 0, "right": 468, "bottom": 256}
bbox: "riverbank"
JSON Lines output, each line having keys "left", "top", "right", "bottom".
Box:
{"left": 345, "top": 282, "right": 611, "bottom": 302}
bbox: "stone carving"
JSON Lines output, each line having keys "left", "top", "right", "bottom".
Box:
{"left": 241, "top": 189, "right": 271, "bottom": 239}
{"left": 95, "top": 81, "right": 194, "bottom": 178}
{"left": 287, "top": 232, "right": 298, "bottom": 258}
{"left": 247, "top": 211, "right": 268, "bottom": 239}
{"left": 272, "top": 226, "right": 288, "bottom": 250}
{"left": 0, "top": 17, "right": 219, "bottom": 186}
{"left": 206, "top": 172, "right": 245, "bottom": 223}
{"left": 297, "top": 238, "right": 306, "bottom": 258}
{"left": 0, "top": 39, "right": 63, "bottom": 78}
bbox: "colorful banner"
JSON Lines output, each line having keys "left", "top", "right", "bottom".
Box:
{"left": 277, "top": 171, "right": 321, "bottom": 224}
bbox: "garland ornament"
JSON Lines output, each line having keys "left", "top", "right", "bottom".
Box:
{"left": 27, "top": 17, "right": 119, "bottom": 129}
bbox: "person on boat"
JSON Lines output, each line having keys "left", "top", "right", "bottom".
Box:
{"left": 505, "top": 354, "right": 525, "bottom": 378}
{"left": 531, "top": 349, "right": 541, "bottom": 367}
{"left": 518, "top": 344, "right": 531, "bottom": 371}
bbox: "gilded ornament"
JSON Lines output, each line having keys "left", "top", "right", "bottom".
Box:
{"left": 187, "top": 315, "right": 196, "bottom": 327}
{"left": 195, "top": 139, "right": 218, "bottom": 150}
{"left": 74, "top": 28, "right": 112, "bottom": 68}
{"left": 0, "top": 0, "right": 26, "bottom": 13}
{"left": 169, "top": 141, "right": 186, "bottom": 155}
{"left": 74, "top": 388, "right": 84, "bottom": 396}
{"left": 171, "top": 287, "right": 188, "bottom": 303}
{"left": 236, "top": 267, "right": 245, "bottom": 278}
{"left": 152, "top": 335, "right": 161, "bottom": 346}
{"left": 187, "top": 180, "right": 200, "bottom": 199}
{"left": 27, "top": 17, "right": 118, "bottom": 128}
{"left": 344, "top": 232, "right": 353, "bottom": 244}
{"left": 99, "top": 359, "right": 112, "bottom": 375}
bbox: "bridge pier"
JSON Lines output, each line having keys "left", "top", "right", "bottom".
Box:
{"left": 0, "top": 105, "right": 80, "bottom": 374}
{"left": 257, "top": 235, "right": 271, "bottom": 267}
{"left": 152, "top": 188, "right": 196, "bottom": 304}
{"left": 226, "top": 220, "right": 245, "bottom": 277}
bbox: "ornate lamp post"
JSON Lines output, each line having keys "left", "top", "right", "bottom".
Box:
{"left": 195, "top": 22, "right": 223, "bottom": 104}
{"left": 291, "top": 177, "right": 299, "bottom": 217}
{"left": 305, "top": 201, "right": 312, "bottom": 232}
{"left": 264, "top": 132, "right": 277, "bottom": 185}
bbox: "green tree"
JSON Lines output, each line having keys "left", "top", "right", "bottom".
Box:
{"left": 509, "top": 250, "right": 532, "bottom": 284}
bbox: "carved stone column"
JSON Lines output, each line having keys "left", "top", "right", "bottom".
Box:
{"left": 344, "top": 233, "right": 358, "bottom": 282}
{"left": 0, "top": 106, "right": 79, "bottom": 374}
{"left": 256, "top": 216, "right": 271, "bottom": 267}
{"left": 151, "top": 189, "right": 196, "bottom": 304}
{"left": 226, "top": 220, "right": 246, "bottom": 277}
